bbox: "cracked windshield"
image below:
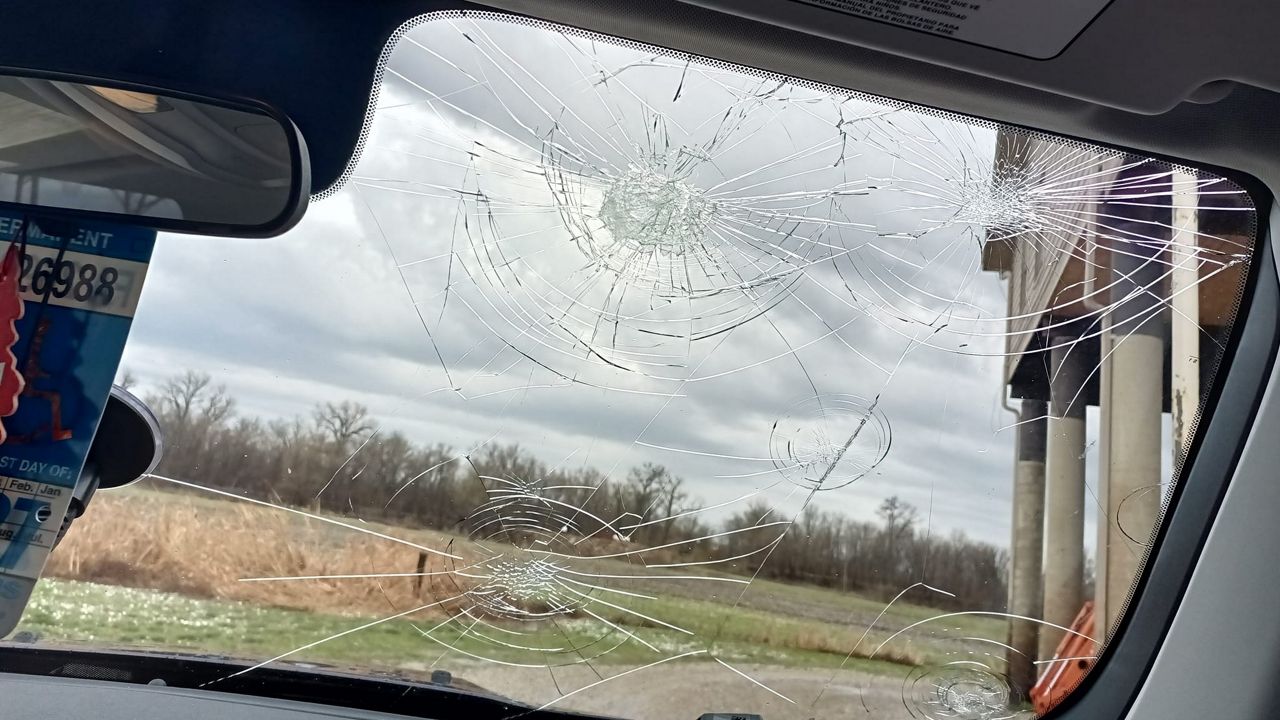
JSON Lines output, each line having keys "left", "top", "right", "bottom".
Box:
{"left": 18, "top": 11, "right": 1258, "bottom": 720}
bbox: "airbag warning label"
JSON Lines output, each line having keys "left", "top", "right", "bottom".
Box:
{"left": 789, "top": 0, "right": 1112, "bottom": 59}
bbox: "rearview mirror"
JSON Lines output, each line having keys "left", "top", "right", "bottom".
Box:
{"left": 0, "top": 71, "right": 308, "bottom": 237}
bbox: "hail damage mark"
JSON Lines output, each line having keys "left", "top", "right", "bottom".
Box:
{"left": 143, "top": 10, "right": 1255, "bottom": 720}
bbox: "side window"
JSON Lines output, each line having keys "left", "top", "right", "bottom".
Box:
{"left": 35, "top": 11, "right": 1258, "bottom": 720}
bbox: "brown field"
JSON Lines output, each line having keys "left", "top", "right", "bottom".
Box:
{"left": 43, "top": 483, "right": 1007, "bottom": 669}
{"left": 46, "top": 486, "right": 466, "bottom": 617}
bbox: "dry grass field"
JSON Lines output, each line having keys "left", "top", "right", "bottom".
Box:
{"left": 26, "top": 482, "right": 1010, "bottom": 676}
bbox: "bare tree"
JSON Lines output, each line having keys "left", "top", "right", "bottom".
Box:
{"left": 312, "top": 401, "right": 373, "bottom": 450}
{"left": 138, "top": 369, "right": 1007, "bottom": 613}
{"left": 153, "top": 370, "right": 214, "bottom": 426}
{"left": 116, "top": 368, "right": 138, "bottom": 391}
{"left": 622, "top": 463, "right": 689, "bottom": 545}
{"left": 877, "top": 495, "right": 919, "bottom": 539}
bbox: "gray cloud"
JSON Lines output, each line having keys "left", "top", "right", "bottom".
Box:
{"left": 117, "top": 17, "right": 1112, "bottom": 551}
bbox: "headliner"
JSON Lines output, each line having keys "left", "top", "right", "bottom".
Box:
{"left": 3, "top": 1, "right": 1275, "bottom": 196}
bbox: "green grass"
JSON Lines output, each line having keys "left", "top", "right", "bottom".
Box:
{"left": 18, "top": 580, "right": 453, "bottom": 668}
{"left": 18, "top": 579, "right": 708, "bottom": 668}
{"left": 13, "top": 579, "right": 978, "bottom": 678}
{"left": 741, "top": 575, "right": 1009, "bottom": 637}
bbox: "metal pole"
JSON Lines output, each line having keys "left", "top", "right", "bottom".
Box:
{"left": 1009, "top": 398, "right": 1047, "bottom": 695}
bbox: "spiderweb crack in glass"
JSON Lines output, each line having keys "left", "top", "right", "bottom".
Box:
{"left": 768, "top": 394, "right": 891, "bottom": 491}
{"left": 135, "top": 9, "right": 1257, "bottom": 720}
{"left": 595, "top": 163, "right": 716, "bottom": 258}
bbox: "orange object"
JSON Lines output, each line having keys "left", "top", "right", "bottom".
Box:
{"left": 1030, "top": 601, "right": 1096, "bottom": 715}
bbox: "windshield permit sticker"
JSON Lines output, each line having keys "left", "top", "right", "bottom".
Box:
{"left": 0, "top": 214, "right": 154, "bottom": 636}
{"left": 770, "top": 0, "right": 1113, "bottom": 59}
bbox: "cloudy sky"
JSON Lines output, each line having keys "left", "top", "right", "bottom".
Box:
{"left": 114, "top": 15, "right": 1135, "bottom": 549}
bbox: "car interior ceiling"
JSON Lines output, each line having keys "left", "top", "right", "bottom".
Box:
{"left": 3, "top": 1, "right": 1279, "bottom": 197}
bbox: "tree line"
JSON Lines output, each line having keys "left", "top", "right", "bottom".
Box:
{"left": 132, "top": 370, "right": 1008, "bottom": 611}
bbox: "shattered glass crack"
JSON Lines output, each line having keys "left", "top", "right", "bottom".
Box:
{"left": 120, "top": 9, "right": 1258, "bottom": 720}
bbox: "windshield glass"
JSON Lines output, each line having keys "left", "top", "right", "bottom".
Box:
{"left": 17, "top": 11, "right": 1258, "bottom": 720}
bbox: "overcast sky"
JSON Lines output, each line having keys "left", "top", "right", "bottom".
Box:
{"left": 113, "top": 16, "right": 1139, "bottom": 550}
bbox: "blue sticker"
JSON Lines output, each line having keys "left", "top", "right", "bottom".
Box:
{"left": 0, "top": 213, "right": 155, "bottom": 635}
